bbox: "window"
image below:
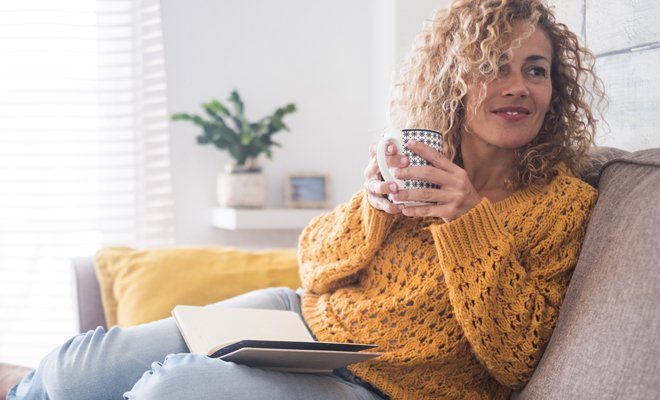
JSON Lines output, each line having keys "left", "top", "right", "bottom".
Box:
{"left": 0, "top": 0, "right": 174, "bottom": 367}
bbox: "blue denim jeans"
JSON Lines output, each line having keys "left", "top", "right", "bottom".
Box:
{"left": 8, "top": 287, "right": 385, "bottom": 400}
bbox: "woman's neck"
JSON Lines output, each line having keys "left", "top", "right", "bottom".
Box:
{"left": 460, "top": 142, "right": 517, "bottom": 202}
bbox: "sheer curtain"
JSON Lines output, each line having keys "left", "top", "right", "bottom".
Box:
{"left": 0, "top": 0, "right": 175, "bottom": 367}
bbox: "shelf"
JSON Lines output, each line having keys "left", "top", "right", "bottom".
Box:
{"left": 212, "top": 207, "right": 333, "bottom": 230}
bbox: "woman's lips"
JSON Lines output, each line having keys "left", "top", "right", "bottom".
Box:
{"left": 493, "top": 106, "right": 530, "bottom": 121}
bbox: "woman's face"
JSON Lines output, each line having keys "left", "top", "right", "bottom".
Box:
{"left": 462, "top": 26, "right": 553, "bottom": 155}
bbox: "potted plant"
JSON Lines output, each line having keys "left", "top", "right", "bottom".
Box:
{"left": 172, "top": 90, "right": 296, "bottom": 208}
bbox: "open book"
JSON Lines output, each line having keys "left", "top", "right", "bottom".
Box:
{"left": 172, "top": 305, "right": 381, "bottom": 374}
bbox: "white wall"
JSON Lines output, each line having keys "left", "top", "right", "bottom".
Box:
{"left": 161, "top": 0, "right": 658, "bottom": 250}
{"left": 162, "top": 0, "right": 377, "bottom": 249}
{"left": 161, "top": 0, "right": 448, "bottom": 249}
{"left": 586, "top": 0, "right": 660, "bottom": 150}
{"left": 370, "top": 0, "right": 449, "bottom": 132}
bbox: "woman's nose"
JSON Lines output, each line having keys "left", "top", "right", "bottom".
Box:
{"left": 501, "top": 71, "right": 530, "bottom": 98}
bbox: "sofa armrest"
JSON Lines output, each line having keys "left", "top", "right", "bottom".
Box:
{"left": 71, "top": 256, "right": 107, "bottom": 333}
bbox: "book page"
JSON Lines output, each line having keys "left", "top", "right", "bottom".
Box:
{"left": 172, "top": 306, "right": 314, "bottom": 355}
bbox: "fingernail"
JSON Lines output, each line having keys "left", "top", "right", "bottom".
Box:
{"left": 408, "top": 140, "right": 417, "bottom": 146}
{"left": 400, "top": 157, "right": 407, "bottom": 166}
{"left": 398, "top": 205, "right": 405, "bottom": 211}
{"left": 387, "top": 144, "right": 394, "bottom": 153}
{"left": 392, "top": 168, "right": 400, "bottom": 177}
{"left": 389, "top": 183, "right": 397, "bottom": 192}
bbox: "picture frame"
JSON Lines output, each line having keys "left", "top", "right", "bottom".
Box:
{"left": 284, "top": 173, "right": 332, "bottom": 209}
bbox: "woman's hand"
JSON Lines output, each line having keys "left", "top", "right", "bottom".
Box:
{"left": 391, "top": 140, "right": 483, "bottom": 222}
{"left": 363, "top": 141, "right": 407, "bottom": 214}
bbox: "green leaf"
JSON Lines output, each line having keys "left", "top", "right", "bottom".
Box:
{"left": 196, "top": 135, "right": 211, "bottom": 145}
{"left": 248, "top": 122, "right": 261, "bottom": 133}
{"left": 171, "top": 113, "right": 207, "bottom": 128}
{"left": 269, "top": 118, "right": 285, "bottom": 132}
{"left": 283, "top": 103, "right": 296, "bottom": 113}
{"left": 228, "top": 90, "right": 244, "bottom": 116}
{"left": 191, "top": 115, "right": 206, "bottom": 127}
{"left": 208, "top": 100, "right": 232, "bottom": 117}
{"left": 213, "top": 136, "right": 231, "bottom": 150}
{"left": 232, "top": 116, "right": 244, "bottom": 132}
{"left": 228, "top": 143, "right": 247, "bottom": 165}
{"left": 171, "top": 113, "right": 192, "bottom": 121}
{"left": 204, "top": 100, "right": 219, "bottom": 113}
{"left": 171, "top": 91, "right": 296, "bottom": 165}
{"left": 203, "top": 107, "right": 221, "bottom": 122}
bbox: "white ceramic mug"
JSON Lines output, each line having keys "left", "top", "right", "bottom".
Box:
{"left": 376, "top": 129, "right": 442, "bottom": 206}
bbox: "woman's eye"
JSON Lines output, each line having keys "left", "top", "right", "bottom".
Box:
{"left": 528, "top": 66, "right": 547, "bottom": 77}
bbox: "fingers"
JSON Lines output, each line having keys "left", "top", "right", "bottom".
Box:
{"left": 368, "top": 141, "right": 379, "bottom": 157}
{"left": 364, "top": 177, "right": 402, "bottom": 214}
{"left": 405, "top": 140, "right": 454, "bottom": 171}
{"left": 368, "top": 141, "right": 395, "bottom": 157}
{"left": 392, "top": 164, "right": 450, "bottom": 188}
{"left": 367, "top": 192, "right": 404, "bottom": 214}
{"left": 368, "top": 141, "right": 408, "bottom": 169}
{"left": 364, "top": 140, "right": 483, "bottom": 221}
{"left": 400, "top": 201, "right": 463, "bottom": 220}
{"left": 393, "top": 183, "right": 482, "bottom": 222}
{"left": 363, "top": 157, "right": 381, "bottom": 181}
{"left": 364, "top": 140, "right": 408, "bottom": 197}
{"left": 365, "top": 141, "right": 403, "bottom": 214}
{"left": 392, "top": 187, "right": 448, "bottom": 204}
{"left": 365, "top": 179, "right": 398, "bottom": 196}
{"left": 401, "top": 204, "right": 439, "bottom": 218}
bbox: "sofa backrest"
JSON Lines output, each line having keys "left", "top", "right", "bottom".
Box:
{"left": 511, "top": 147, "right": 660, "bottom": 399}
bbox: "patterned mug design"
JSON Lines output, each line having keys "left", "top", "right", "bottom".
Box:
{"left": 376, "top": 129, "right": 443, "bottom": 206}
{"left": 400, "top": 130, "right": 442, "bottom": 191}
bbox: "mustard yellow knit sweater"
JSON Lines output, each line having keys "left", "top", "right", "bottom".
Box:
{"left": 299, "top": 168, "right": 598, "bottom": 400}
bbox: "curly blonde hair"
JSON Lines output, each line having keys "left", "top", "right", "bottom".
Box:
{"left": 388, "top": 0, "right": 606, "bottom": 190}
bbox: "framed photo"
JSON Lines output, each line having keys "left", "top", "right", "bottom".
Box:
{"left": 285, "top": 173, "right": 332, "bottom": 209}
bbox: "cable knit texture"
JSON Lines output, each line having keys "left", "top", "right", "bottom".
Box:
{"left": 299, "top": 167, "right": 598, "bottom": 400}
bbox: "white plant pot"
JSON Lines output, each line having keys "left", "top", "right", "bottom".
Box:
{"left": 217, "top": 171, "right": 267, "bottom": 208}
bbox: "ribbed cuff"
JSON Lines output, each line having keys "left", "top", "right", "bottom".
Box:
{"left": 430, "top": 198, "right": 510, "bottom": 267}
{"left": 360, "top": 189, "right": 400, "bottom": 242}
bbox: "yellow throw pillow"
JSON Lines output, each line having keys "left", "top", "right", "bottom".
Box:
{"left": 94, "top": 246, "right": 301, "bottom": 328}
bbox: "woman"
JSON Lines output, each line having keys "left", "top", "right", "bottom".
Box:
{"left": 4, "top": 0, "right": 603, "bottom": 399}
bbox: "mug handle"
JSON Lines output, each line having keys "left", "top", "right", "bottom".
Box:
{"left": 376, "top": 137, "right": 397, "bottom": 183}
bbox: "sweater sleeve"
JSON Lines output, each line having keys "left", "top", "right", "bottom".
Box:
{"left": 298, "top": 190, "right": 400, "bottom": 295}
{"left": 429, "top": 183, "right": 598, "bottom": 389}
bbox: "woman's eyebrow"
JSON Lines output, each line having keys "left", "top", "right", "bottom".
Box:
{"left": 525, "top": 55, "right": 551, "bottom": 63}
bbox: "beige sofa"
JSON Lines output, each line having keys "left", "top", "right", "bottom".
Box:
{"left": 71, "top": 147, "right": 660, "bottom": 399}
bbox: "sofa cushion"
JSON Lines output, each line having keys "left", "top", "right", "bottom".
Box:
{"left": 511, "top": 148, "right": 660, "bottom": 399}
{"left": 95, "top": 246, "right": 301, "bottom": 328}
